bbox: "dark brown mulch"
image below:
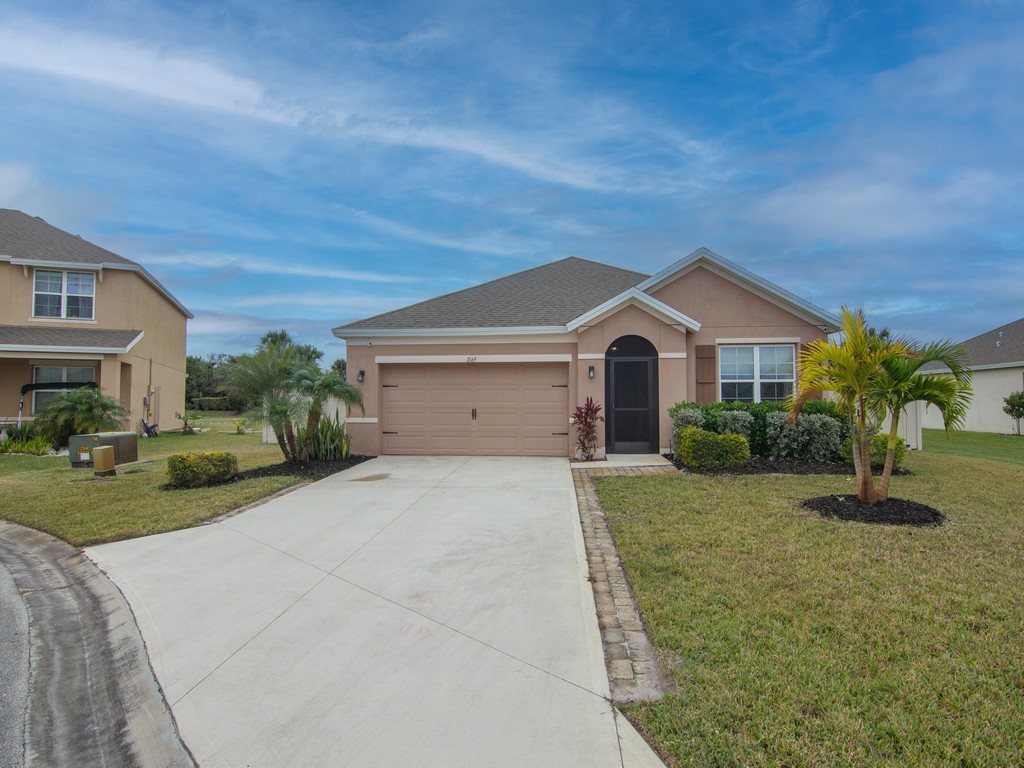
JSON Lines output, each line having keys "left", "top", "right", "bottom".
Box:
{"left": 233, "top": 456, "right": 373, "bottom": 482}
{"left": 662, "top": 454, "right": 911, "bottom": 476}
{"left": 801, "top": 495, "right": 945, "bottom": 526}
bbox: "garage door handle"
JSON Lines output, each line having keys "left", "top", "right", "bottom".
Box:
{"left": 472, "top": 408, "right": 477, "bottom": 420}
{"left": 552, "top": 432, "right": 569, "bottom": 436}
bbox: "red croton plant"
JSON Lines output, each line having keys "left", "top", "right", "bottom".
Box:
{"left": 572, "top": 396, "right": 604, "bottom": 461}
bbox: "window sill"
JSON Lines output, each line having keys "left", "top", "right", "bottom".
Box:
{"left": 27, "top": 317, "right": 98, "bottom": 324}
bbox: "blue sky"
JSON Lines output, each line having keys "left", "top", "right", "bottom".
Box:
{"left": 1, "top": 0, "right": 1021, "bottom": 362}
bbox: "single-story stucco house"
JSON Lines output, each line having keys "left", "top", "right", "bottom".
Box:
{"left": 921, "top": 315, "right": 1024, "bottom": 434}
{"left": 0, "top": 210, "right": 192, "bottom": 431}
{"left": 333, "top": 248, "right": 841, "bottom": 458}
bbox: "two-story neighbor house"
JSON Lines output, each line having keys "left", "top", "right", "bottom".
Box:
{"left": 333, "top": 249, "right": 841, "bottom": 459}
{"left": 0, "top": 210, "right": 192, "bottom": 432}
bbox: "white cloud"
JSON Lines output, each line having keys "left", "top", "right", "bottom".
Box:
{"left": 0, "top": 21, "right": 302, "bottom": 125}
{"left": 227, "top": 291, "right": 421, "bottom": 312}
{"left": 143, "top": 252, "right": 420, "bottom": 283}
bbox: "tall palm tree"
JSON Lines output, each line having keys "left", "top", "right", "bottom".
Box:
{"left": 222, "top": 342, "right": 302, "bottom": 461}
{"left": 789, "top": 308, "right": 972, "bottom": 504}
{"left": 290, "top": 366, "right": 364, "bottom": 461}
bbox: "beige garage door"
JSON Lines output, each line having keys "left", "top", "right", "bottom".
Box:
{"left": 380, "top": 363, "right": 570, "bottom": 456}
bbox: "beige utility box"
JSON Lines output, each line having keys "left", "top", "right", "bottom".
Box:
{"left": 92, "top": 445, "right": 116, "bottom": 477}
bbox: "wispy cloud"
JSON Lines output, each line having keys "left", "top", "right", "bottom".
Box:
{"left": 226, "top": 291, "right": 422, "bottom": 312}
{"left": 143, "top": 252, "right": 420, "bottom": 283}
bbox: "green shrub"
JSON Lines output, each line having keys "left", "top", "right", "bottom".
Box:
{"left": 2, "top": 423, "right": 35, "bottom": 442}
{"left": 191, "top": 396, "right": 230, "bottom": 411}
{"left": 32, "top": 388, "right": 129, "bottom": 447}
{"left": 799, "top": 414, "right": 843, "bottom": 461}
{"left": 669, "top": 399, "right": 847, "bottom": 457}
{"left": 675, "top": 427, "right": 750, "bottom": 471}
{"left": 842, "top": 434, "right": 907, "bottom": 470}
{"left": 2, "top": 436, "right": 55, "bottom": 456}
{"left": 166, "top": 451, "right": 239, "bottom": 488}
{"left": 716, "top": 410, "right": 754, "bottom": 440}
{"left": 176, "top": 411, "right": 203, "bottom": 435}
{"left": 296, "top": 413, "right": 352, "bottom": 461}
{"left": 765, "top": 412, "right": 803, "bottom": 459}
{"left": 671, "top": 407, "right": 705, "bottom": 433}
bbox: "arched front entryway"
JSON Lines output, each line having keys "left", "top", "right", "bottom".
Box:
{"left": 605, "top": 335, "right": 659, "bottom": 453}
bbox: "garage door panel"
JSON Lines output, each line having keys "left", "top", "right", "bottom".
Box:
{"left": 380, "top": 363, "right": 569, "bottom": 457}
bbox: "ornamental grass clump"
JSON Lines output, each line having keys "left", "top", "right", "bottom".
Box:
{"left": 674, "top": 426, "right": 750, "bottom": 471}
{"left": 166, "top": 451, "right": 239, "bottom": 488}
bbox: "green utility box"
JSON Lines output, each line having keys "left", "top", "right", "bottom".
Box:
{"left": 69, "top": 432, "right": 139, "bottom": 468}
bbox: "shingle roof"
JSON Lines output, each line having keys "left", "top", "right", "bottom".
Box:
{"left": 925, "top": 316, "right": 1024, "bottom": 370}
{"left": 335, "top": 257, "right": 649, "bottom": 332}
{"left": 0, "top": 209, "right": 136, "bottom": 265}
{"left": 0, "top": 325, "right": 143, "bottom": 352}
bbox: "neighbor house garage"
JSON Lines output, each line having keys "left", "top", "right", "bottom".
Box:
{"left": 333, "top": 248, "right": 841, "bottom": 458}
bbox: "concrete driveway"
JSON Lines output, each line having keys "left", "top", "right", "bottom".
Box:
{"left": 88, "top": 456, "right": 663, "bottom": 767}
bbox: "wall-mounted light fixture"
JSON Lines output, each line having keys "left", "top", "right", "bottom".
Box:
{"left": 357, "top": 370, "right": 365, "bottom": 383}
{"left": 587, "top": 365, "right": 595, "bottom": 379}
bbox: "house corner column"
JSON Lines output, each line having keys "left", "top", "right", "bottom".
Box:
{"left": 659, "top": 356, "right": 686, "bottom": 453}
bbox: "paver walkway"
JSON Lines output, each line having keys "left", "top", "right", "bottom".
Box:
{"left": 88, "top": 456, "right": 663, "bottom": 768}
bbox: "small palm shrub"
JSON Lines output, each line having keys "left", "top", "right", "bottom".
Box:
{"left": 675, "top": 427, "right": 750, "bottom": 471}
{"left": 166, "top": 451, "right": 238, "bottom": 488}
{"left": 297, "top": 413, "right": 352, "bottom": 461}
{"left": 716, "top": 410, "right": 754, "bottom": 440}
{"left": 176, "top": 412, "right": 202, "bottom": 435}
{"left": 32, "top": 388, "right": 129, "bottom": 447}
{"left": 573, "top": 397, "right": 604, "bottom": 461}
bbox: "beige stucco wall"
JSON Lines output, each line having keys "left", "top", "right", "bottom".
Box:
{"left": 0, "top": 262, "right": 187, "bottom": 430}
{"left": 920, "top": 366, "right": 1024, "bottom": 434}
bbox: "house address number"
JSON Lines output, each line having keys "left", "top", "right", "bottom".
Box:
{"left": 466, "top": 356, "right": 477, "bottom": 363}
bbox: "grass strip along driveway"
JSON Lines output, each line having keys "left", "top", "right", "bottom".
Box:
{"left": 0, "top": 431, "right": 296, "bottom": 547}
{"left": 595, "top": 430, "right": 1024, "bottom": 767}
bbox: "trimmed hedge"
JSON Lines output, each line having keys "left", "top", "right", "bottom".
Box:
{"left": 764, "top": 412, "right": 843, "bottom": 461}
{"left": 190, "top": 396, "right": 230, "bottom": 411}
{"left": 668, "top": 400, "right": 848, "bottom": 457}
{"left": 717, "top": 410, "right": 754, "bottom": 440}
{"left": 675, "top": 427, "right": 750, "bottom": 471}
{"left": 671, "top": 407, "right": 705, "bottom": 433}
{"left": 166, "top": 451, "right": 238, "bottom": 488}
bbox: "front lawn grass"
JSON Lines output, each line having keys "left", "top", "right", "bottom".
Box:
{"left": 0, "top": 430, "right": 296, "bottom": 547}
{"left": 922, "top": 427, "right": 1024, "bottom": 465}
{"left": 595, "top": 437, "right": 1024, "bottom": 767}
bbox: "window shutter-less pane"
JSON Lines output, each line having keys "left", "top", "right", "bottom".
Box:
{"left": 695, "top": 344, "right": 716, "bottom": 403}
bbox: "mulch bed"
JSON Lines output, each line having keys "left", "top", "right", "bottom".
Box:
{"left": 801, "top": 495, "right": 945, "bottom": 526}
{"left": 233, "top": 456, "right": 373, "bottom": 482}
{"left": 663, "top": 454, "right": 910, "bottom": 476}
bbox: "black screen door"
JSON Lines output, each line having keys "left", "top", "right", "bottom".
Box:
{"left": 607, "top": 357, "right": 658, "bottom": 453}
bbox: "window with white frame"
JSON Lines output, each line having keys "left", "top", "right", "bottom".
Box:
{"left": 33, "top": 270, "right": 95, "bottom": 319}
{"left": 32, "top": 366, "right": 96, "bottom": 412}
{"left": 719, "top": 345, "right": 795, "bottom": 403}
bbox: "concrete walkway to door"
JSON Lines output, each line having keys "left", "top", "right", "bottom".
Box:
{"left": 87, "top": 456, "right": 663, "bottom": 768}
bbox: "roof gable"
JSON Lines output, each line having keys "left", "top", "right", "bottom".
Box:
{"left": 334, "top": 257, "right": 648, "bottom": 334}
{"left": 0, "top": 209, "right": 193, "bottom": 319}
{"left": 567, "top": 288, "right": 700, "bottom": 333}
{"left": 636, "top": 247, "right": 841, "bottom": 332}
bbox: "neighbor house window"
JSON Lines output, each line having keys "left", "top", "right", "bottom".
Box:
{"left": 33, "top": 270, "right": 95, "bottom": 319}
{"left": 32, "top": 366, "right": 96, "bottom": 413}
{"left": 720, "top": 345, "right": 795, "bottom": 403}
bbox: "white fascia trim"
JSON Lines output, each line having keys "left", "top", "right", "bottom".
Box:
{"left": 717, "top": 337, "right": 801, "bottom": 345}
{"left": 926, "top": 360, "right": 1024, "bottom": 374}
{"left": 124, "top": 331, "right": 145, "bottom": 353}
{"left": 566, "top": 288, "right": 701, "bottom": 332}
{"left": 345, "top": 333, "right": 576, "bottom": 346}
{"left": 3, "top": 257, "right": 194, "bottom": 319}
{"left": 635, "top": 248, "right": 841, "bottom": 332}
{"left": 659, "top": 352, "right": 688, "bottom": 359}
{"left": 345, "top": 417, "right": 378, "bottom": 424}
{"left": 335, "top": 325, "right": 567, "bottom": 339}
{"left": 0, "top": 344, "right": 128, "bottom": 354}
{"left": 577, "top": 353, "right": 605, "bottom": 360}
{"left": 375, "top": 354, "right": 573, "bottom": 364}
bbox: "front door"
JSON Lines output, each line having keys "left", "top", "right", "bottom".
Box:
{"left": 606, "top": 340, "right": 658, "bottom": 453}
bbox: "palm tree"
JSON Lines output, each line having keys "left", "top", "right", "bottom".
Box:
{"left": 32, "top": 387, "right": 129, "bottom": 447}
{"left": 222, "top": 342, "right": 302, "bottom": 461}
{"left": 789, "top": 308, "right": 971, "bottom": 504}
{"left": 290, "top": 366, "right": 364, "bottom": 461}
{"left": 869, "top": 341, "right": 971, "bottom": 499}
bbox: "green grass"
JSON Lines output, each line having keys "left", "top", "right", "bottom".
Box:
{"left": 0, "top": 430, "right": 297, "bottom": 546}
{"left": 922, "top": 428, "right": 1024, "bottom": 465}
{"left": 596, "top": 434, "right": 1024, "bottom": 767}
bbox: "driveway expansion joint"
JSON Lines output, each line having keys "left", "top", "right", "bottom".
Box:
{"left": 573, "top": 466, "right": 675, "bottom": 704}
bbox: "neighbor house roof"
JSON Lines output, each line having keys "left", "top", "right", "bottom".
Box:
{"left": 0, "top": 325, "right": 144, "bottom": 354}
{"left": 333, "top": 249, "right": 840, "bottom": 338}
{"left": 335, "top": 257, "right": 649, "bottom": 333}
{"left": 0, "top": 209, "right": 193, "bottom": 319}
{"left": 925, "top": 316, "right": 1024, "bottom": 372}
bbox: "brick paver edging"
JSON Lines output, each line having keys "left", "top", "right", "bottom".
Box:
{"left": 573, "top": 466, "right": 676, "bottom": 703}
